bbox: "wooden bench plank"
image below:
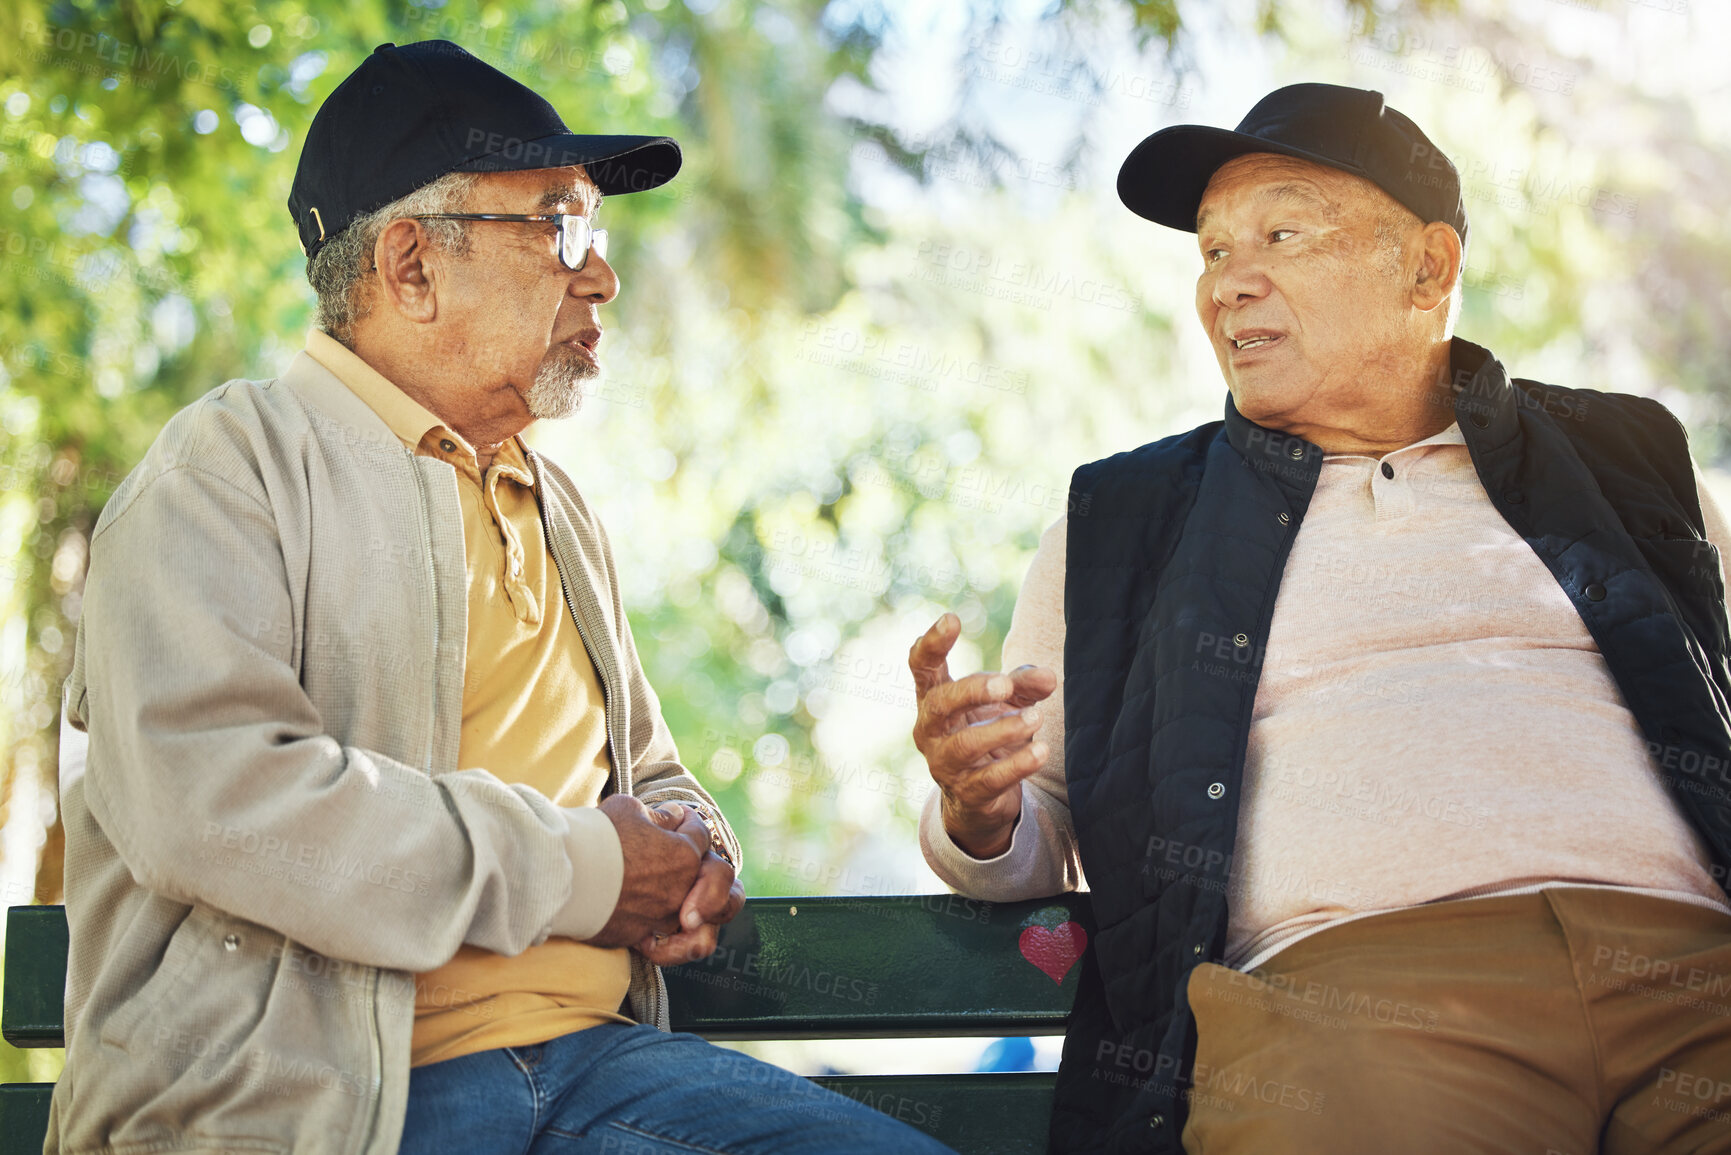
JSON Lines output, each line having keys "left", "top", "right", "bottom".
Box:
{"left": 2, "top": 905, "right": 68, "bottom": 1048}
{"left": 5, "top": 896, "right": 1092, "bottom": 1045}
{"left": 813, "top": 1073, "right": 1054, "bottom": 1154}
{"left": 666, "top": 894, "right": 1092, "bottom": 1038}
{"left": 0, "top": 1078, "right": 1053, "bottom": 1155}
{"left": 0, "top": 1083, "right": 54, "bottom": 1155}
{"left": 3, "top": 897, "right": 1087, "bottom": 1155}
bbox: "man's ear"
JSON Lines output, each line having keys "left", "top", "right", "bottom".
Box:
{"left": 1411, "top": 221, "right": 1463, "bottom": 314}
{"left": 373, "top": 218, "right": 441, "bottom": 324}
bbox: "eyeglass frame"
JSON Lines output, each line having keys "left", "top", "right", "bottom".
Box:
{"left": 405, "top": 213, "right": 609, "bottom": 272}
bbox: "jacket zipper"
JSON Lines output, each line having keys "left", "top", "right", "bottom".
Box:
{"left": 409, "top": 453, "right": 441, "bottom": 774}
{"left": 355, "top": 449, "right": 436, "bottom": 1155}
{"left": 529, "top": 451, "right": 624, "bottom": 793}
{"left": 528, "top": 451, "right": 666, "bottom": 1029}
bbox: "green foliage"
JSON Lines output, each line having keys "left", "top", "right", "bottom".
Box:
{"left": 1, "top": 0, "right": 1725, "bottom": 950}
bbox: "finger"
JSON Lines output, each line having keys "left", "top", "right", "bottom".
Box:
{"left": 633, "top": 914, "right": 682, "bottom": 953}
{"left": 672, "top": 809, "right": 711, "bottom": 858}
{"left": 920, "top": 670, "right": 1018, "bottom": 736}
{"left": 679, "top": 855, "right": 737, "bottom": 930}
{"left": 717, "top": 878, "right": 746, "bottom": 925}
{"left": 1003, "top": 665, "right": 1058, "bottom": 708}
{"left": 648, "top": 801, "right": 686, "bottom": 829}
{"left": 939, "top": 707, "right": 1044, "bottom": 769}
{"left": 637, "top": 923, "right": 719, "bottom": 968}
{"left": 948, "top": 741, "right": 1048, "bottom": 804}
{"left": 907, "top": 613, "right": 960, "bottom": 695}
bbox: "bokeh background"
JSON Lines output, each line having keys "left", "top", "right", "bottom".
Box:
{"left": 3, "top": 0, "right": 1727, "bottom": 1080}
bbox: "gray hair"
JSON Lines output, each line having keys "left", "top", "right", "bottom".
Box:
{"left": 306, "top": 171, "right": 481, "bottom": 346}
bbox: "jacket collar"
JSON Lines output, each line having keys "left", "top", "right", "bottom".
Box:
{"left": 1445, "top": 336, "right": 1520, "bottom": 450}
{"left": 278, "top": 349, "right": 405, "bottom": 455}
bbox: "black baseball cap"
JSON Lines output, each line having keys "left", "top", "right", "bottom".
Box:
{"left": 289, "top": 40, "right": 681, "bottom": 260}
{"left": 1117, "top": 83, "right": 1468, "bottom": 248}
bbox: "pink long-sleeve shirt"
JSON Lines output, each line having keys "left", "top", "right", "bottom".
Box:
{"left": 920, "top": 421, "right": 1731, "bottom": 968}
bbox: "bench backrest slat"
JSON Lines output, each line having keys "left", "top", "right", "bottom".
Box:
{"left": 2, "top": 906, "right": 67, "bottom": 1048}
{"left": 665, "top": 894, "right": 1090, "bottom": 1037}
{"left": 4, "top": 895, "right": 1091, "bottom": 1047}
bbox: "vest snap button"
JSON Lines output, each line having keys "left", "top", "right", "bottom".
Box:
{"left": 1207, "top": 782, "right": 1225, "bottom": 800}
{"left": 1277, "top": 511, "right": 1290, "bottom": 525}
{"left": 223, "top": 934, "right": 240, "bottom": 952}
{"left": 1288, "top": 443, "right": 1303, "bottom": 459}
{"left": 1193, "top": 943, "right": 1204, "bottom": 955}
{"left": 1505, "top": 489, "right": 1525, "bottom": 505}
{"left": 1149, "top": 1114, "right": 1165, "bottom": 1130}
{"left": 1471, "top": 413, "right": 1490, "bottom": 429}
{"left": 1233, "top": 633, "right": 1249, "bottom": 647}
{"left": 1585, "top": 583, "right": 1607, "bottom": 602}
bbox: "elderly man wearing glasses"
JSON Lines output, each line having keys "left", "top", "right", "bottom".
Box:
{"left": 51, "top": 40, "right": 955, "bottom": 1155}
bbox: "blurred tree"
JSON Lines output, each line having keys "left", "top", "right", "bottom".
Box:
{"left": 6, "top": 0, "right": 1727, "bottom": 1087}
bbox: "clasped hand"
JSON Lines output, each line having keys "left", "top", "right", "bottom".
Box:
{"left": 586, "top": 794, "right": 745, "bottom": 967}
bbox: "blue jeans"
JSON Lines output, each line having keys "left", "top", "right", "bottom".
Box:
{"left": 398, "top": 1022, "right": 959, "bottom": 1155}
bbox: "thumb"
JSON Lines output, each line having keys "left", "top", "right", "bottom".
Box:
{"left": 648, "top": 802, "right": 686, "bottom": 829}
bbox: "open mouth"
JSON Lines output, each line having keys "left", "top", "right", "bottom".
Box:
{"left": 1231, "top": 335, "right": 1280, "bottom": 351}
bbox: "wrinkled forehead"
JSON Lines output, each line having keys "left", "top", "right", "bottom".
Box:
{"left": 1195, "top": 153, "right": 1379, "bottom": 230}
{"left": 472, "top": 164, "right": 603, "bottom": 215}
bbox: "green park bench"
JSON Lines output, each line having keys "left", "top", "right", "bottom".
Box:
{"left": 3, "top": 894, "right": 1092, "bottom": 1154}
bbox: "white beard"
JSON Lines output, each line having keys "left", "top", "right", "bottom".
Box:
{"left": 525, "top": 344, "right": 599, "bottom": 420}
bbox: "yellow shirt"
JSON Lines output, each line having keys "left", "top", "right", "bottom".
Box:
{"left": 305, "top": 331, "right": 632, "bottom": 1068}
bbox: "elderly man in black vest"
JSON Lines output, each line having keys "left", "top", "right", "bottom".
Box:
{"left": 910, "top": 83, "right": 1731, "bottom": 1155}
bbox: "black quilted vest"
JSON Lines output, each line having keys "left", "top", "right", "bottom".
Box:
{"left": 1052, "top": 338, "right": 1731, "bottom": 1154}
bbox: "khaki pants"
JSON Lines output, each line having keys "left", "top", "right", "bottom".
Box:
{"left": 1182, "top": 888, "right": 1731, "bottom": 1154}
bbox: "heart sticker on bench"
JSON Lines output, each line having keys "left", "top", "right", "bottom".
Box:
{"left": 1019, "top": 908, "right": 1087, "bottom": 985}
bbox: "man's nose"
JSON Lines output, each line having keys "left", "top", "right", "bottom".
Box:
{"left": 573, "top": 252, "right": 620, "bottom": 304}
{"left": 1210, "top": 253, "right": 1270, "bottom": 309}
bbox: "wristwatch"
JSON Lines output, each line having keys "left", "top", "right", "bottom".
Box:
{"left": 681, "top": 801, "right": 736, "bottom": 870}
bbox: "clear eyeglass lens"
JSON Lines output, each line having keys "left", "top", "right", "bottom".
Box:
{"left": 560, "top": 216, "right": 607, "bottom": 270}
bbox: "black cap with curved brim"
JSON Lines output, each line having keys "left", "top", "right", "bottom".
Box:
{"left": 289, "top": 40, "right": 681, "bottom": 261}
{"left": 1116, "top": 82, "right": 1468, "bottom": 249}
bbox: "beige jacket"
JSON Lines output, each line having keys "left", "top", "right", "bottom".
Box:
{"left": 51, "top": 351, "right": 737, "bottom": 1155}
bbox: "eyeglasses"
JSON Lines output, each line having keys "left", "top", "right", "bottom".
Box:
{"left": 407, "top": 213, "right": 609, "bottom": 272}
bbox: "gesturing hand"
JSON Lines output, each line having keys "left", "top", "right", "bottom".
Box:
{"left": 910, "top": 612, "right": 1056, "bottom": 859}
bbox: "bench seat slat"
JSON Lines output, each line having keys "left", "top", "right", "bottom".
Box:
{"left": 813, "top": 1072, "right": 1054, "bottom": 1154}
{"left": 0, "top": 1077, "right": 1060, "bottom": 1155}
